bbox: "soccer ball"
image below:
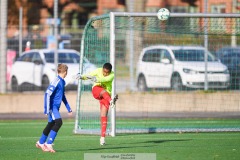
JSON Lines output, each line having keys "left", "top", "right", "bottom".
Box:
{"left": 157, "top": 8, "right": 170, "bottom": 21}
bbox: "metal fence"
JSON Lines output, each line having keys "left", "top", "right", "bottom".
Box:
{"left": 7, "top": 25, "right": 85, "bottom": 54}
{"left": 3, "top": 25, "right": 85, "bottom": 92}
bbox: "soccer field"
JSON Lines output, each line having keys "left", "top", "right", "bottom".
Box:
{"left": 0, "top": 119, "right": 240, "bottom": 160}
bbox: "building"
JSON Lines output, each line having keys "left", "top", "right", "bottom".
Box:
{"left": 97, "top": 0, "right": 240, "bottom": 15}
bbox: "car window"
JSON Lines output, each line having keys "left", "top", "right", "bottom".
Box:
{"left": 68, "top": 53, "right": 80, "bottom": 63}
{"left": 142, "top": 49, "right": 172, "bottom": 63}
{"left": 44, "top": 52, "right": 80, "bottom": 64}
{"left": 142, "top": 49, "right": 161, "bottom": 63}
{"left": 59, "top": 53, "right": 69, "bottom": 63}
{"left": 221, "top": 56, "right": 231, "bottom": 65}
{"left": 229, "top": 49, "right": 240, "bottom": 55}
{"left": 17, "top": 52, "right": 34, "bottom": 62}
{"left": 162, "top": 50, "right": 172, "bottom": 61}
{"left": 223, "top": 50, "right": 229, "bottom": 56}
{"left": 32, "top": 52, "right": 42, "bottom": 63}
{"left": 216, "top": 48, "right": 240, "bottom": 58}
{"left": 221, "top": 53, "right": 240, "bottom": 66}
{"left": 44, "top": 53, "right": 54, "bottom": 63}
{"left": 231, "top": 58, "right": 240, "bottom": 66}
{"left": 173, "top": 49, "right": 215, "bottom": 62}
{"left": 216, "top": 49, "right": 229, "bottom": 58}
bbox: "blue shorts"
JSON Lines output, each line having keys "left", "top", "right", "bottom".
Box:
{"left": 48, "top": 108, "right": 61, "bottom": 122}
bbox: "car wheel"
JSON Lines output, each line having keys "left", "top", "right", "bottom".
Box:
{"left": 137, "top": 76, "right": 148, "bottom": 91}
{"left": 11, "top": 77, "right": 19, "bottom": 92}
{"left": 171, "top": 74, "right": 183, "bottom": 91}
{"left": 42, "top": 76, "right": 49, "bottom": 91}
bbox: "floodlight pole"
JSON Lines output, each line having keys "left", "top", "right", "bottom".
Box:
{"left": 0, "top": 0, "right": 7, "bottom": 93}
{"left": 204, "top": 0, "right": 209, "bottom": 91}
{"left": 19, "top": 7, "right": 23, "bottom": 56}
{"left": 129, "top": 0, "right": 135, "bottom": 91}
{"left": 54, "top": 0, "right": 58, "bottom": 75}
{"left": 231, "top": 0, "right": 237, "bottom": 47}
{"left": 110, "top": 12, "right": 116, "bottom": 137}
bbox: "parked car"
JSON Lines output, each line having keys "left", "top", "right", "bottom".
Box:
{"left": 10, "top": 49, "right": 97, "bottom": 91}
{"left": 219, "top": 53, "right": 240, "bottom": 89}
{"left": 215, "top": 46, "right": 240, "bottom": 58}
{"left": 136, "top": 45, "right": 230, "bottom": 91}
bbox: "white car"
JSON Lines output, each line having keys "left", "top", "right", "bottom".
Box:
{"left": 10, "top": 49, "right": 97, "bottom": 91}
{"left": 136, "top": 45, "right": 230, "bottom": 91}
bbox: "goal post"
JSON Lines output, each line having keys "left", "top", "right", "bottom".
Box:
{"left": 74, "top": 11, "right": 240, "bottom": 135}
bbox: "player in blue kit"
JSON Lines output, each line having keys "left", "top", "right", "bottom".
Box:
{"left": 35, "top": 63, "right": 72, "bottom": 153}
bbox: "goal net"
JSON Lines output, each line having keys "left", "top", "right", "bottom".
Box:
{"left": 74, "top": 12, "right": 240, "bottom": 136}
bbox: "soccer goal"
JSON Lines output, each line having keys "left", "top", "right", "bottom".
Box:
{"left": 74, "top": 11, "right": 240, "bottom": 136}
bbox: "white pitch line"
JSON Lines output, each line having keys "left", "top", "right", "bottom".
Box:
{"left": 0, "top": 135, "right": 98, "bottom": 140}
{"left": 1, "top": 134, "right": 240, "bottom": 141}
{"left": 0, "top": 122, "right": 75, "bottom": 126}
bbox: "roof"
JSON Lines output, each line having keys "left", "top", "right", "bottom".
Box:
{"left": 143, "top": 45, "right": 206, "bottom": 51}
{"left": 22, "top": 48, "right": 79, "bottom": 54}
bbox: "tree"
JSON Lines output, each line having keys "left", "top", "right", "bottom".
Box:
{"left": 181, "top": 0, "right": 197, "bottom": 6}
{"left": 7, "top": 0, "right": 42, "bottom": 26}
{"left": 27, "top": 0, "right": 43, "bottom": 25}
{"left": 125, "top": 0, "right": 147, "bottom": 65}
{"left": 7, "top": 0, "right": 21, "bottom": 25}
{"left": 41, "top": 0, "right": 85, "bottom": 26}
{"left": 7, "top": 0, "right": 85, "bottom": 26}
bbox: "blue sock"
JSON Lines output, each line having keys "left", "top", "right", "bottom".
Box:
{"left": 39, "top": 133, "right": 48, "bottom": 144}
{"left": 47, "top": 130, "right": 57, "bottom": 144}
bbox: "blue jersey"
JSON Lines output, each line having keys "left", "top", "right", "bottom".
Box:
{"left": 44, "top": 75, "right": 72, "bottom": 115}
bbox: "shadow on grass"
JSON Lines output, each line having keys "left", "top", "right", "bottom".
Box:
{"left": 57, "top": 139, "right": 191, "bottom": 153}
{"left": 143, "top": 139, "right": 192, "bottom": 144}
{"left": 57, "top": 144, "right": 158, "bottom": 152}
{"left": 116, "top": 139, "right": 192, "bottom": 145}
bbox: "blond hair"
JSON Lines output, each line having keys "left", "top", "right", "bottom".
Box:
{"left": 57, "top": 63, "right": 68, "bottom": 74}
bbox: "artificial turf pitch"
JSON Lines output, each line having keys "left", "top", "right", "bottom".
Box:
{"left": 0, "top": 119, "right": 240, "bottom": 160}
